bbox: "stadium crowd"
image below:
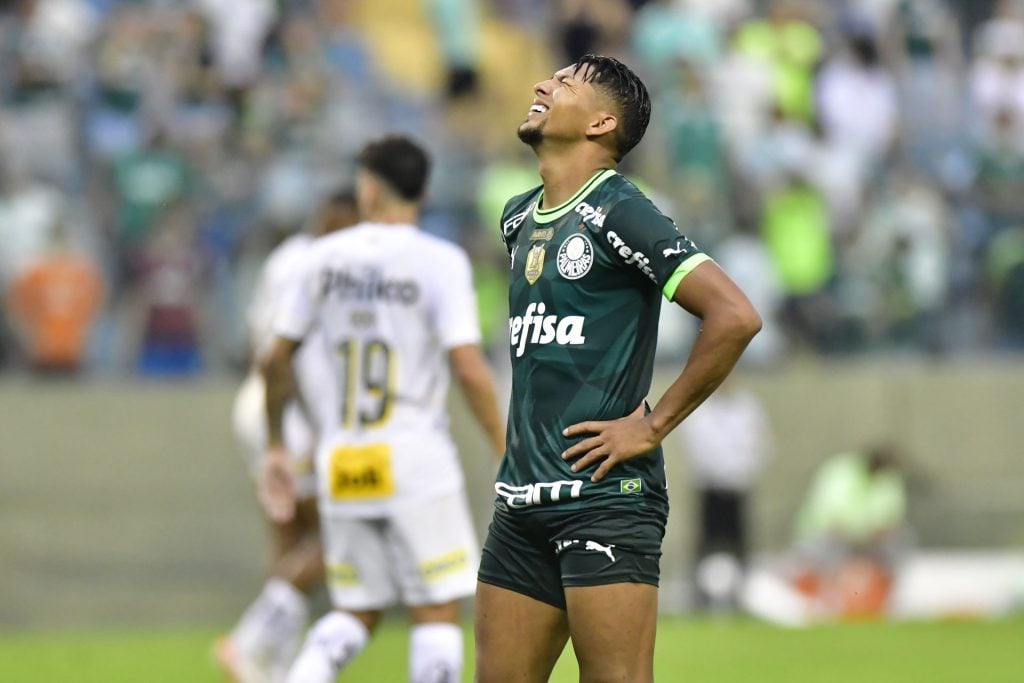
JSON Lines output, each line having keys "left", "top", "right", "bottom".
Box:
{"left": 1, "top": 0, "right": 1023, "bottom": 376}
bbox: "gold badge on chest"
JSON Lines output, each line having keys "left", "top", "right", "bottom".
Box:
{"left": 524, "top": 243, "right": 546, "bottom": 285}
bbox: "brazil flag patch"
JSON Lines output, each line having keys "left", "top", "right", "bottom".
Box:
{"left": 620, "top": 478, "right": 643, "bottom": 495}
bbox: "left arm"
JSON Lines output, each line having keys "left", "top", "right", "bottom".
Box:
{"left": 563, "top": 260, "right": 761, "bottom": 481}
{"left": 260, "top": 335, "right": 302, "bottom": 522}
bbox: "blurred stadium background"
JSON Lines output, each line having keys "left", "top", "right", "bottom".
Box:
{"left": 1, "top": 0, "right": 1023, "bottom": 680}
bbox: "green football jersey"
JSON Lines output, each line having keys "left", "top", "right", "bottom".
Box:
{"left": 496, "top": 169, "right": 710, "bottom": 513}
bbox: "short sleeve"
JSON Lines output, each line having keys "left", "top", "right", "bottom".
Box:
{"left": 600, "top": 197, "right": 711, "bottom": 300}
{"left": 433, "top": 247, "right": 482, "bottom": 349}
{"left": 273, "top": 254, "right": 320, "bottom": 342}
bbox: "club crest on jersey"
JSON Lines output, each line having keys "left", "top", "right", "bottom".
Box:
{"left": 524, "top": 244, "right": 546, "bottom": 285}
{"left": 556, "top": 234, "right": 594, "bottom": 280}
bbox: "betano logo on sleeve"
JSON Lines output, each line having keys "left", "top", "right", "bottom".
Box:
{"left": 508, "top": 302, "right": 586, "bottom": 358}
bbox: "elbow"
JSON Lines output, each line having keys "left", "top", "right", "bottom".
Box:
{"left": 717, "top": 301, "right": 762, "bottom": 344}
{"left": 739, "top": 305, "right": 763, "bottom": 342}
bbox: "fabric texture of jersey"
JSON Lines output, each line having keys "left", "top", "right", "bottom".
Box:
{"left": 496, "top": 170, "right": 708, "bottom": 515}
{"left": 275, "top": 223, "right": 481, "bottom": 517}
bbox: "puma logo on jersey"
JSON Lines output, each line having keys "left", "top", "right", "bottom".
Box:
{"left": 508, "top": 302, "right": 586, "bottom": 358}
{"left": 495, "top": 480, "right": 584, "bottom": 508}
{"left": 574, "top": 201, "right": 606, "bottom": 227}
{"left": 663, "top": 241, "right": 690, "bottom": 258}
{"left": 606, "top": 231, "right": 658, "bottom": 284}
{"left": 584, "top": 541, "right": 617, "bottom": 562}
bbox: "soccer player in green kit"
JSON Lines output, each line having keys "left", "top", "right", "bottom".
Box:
{"left": 475, "top": 55, "right": 763, "bottom": 682}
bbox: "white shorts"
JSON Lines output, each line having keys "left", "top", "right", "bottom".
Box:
{"left": 232, "top": 372, "right": 317, "bottom": 499}
{"left": 320, "top": 489, "right": 480, "bottom": 611}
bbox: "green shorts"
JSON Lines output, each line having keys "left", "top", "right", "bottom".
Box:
{"left": 477, "top": 504, "right": 666, "bottom": 610}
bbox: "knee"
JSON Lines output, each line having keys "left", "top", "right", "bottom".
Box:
{"left": 578, "top": 662, "right": 653, "bottom": 683}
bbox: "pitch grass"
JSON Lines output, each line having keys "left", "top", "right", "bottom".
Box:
{"left": 0, "top": 618, "right": 1020, "bottom": 682}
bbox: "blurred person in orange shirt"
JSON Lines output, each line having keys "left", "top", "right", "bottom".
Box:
{"left": 7, "top": 224, "right": 104, "bottom": 374}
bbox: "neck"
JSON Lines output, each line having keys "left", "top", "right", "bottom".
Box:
{"left": 365, "top": 204, "right": 418, "bottom": 225}
{"left": 535, "top": 144, "right": 616, "bottom": 208}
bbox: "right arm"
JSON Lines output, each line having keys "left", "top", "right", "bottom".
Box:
{"left": 260, "top": 335, "right": 302, "bottom": 523}
{"left": 449, "top": 344, "right": 505, "bottom": 459}
{"left": 259, "top": 250, "right": 319, "bottom": 522}
{"left": 263, "top": 335, "right": 301, "bottom": 450}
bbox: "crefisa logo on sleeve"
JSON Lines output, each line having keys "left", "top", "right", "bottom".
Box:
{"left": 556, "top": 234, "right": 594, "bottom": 280}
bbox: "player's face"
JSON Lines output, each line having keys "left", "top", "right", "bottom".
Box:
{"left": 518, "top": 63, "right": 605, "bottom": 148}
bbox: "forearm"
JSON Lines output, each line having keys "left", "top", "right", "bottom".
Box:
{"left": 647, "top": 315, "right": 757, "bottom": 441}
{"left": 263, "top": 351, "right": 296, "bottom": 449}
{"left": 461, "top": 373, "right": 506, "bottom": 456}
{"left": 450, "top": 345, "right": 506, "bottom": 456}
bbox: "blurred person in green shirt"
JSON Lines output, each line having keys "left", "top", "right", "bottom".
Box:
{"left": 792, "top": 444, "right": 908, "bottom": 620}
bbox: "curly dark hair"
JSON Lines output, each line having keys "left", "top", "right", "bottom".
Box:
{"left": 573, "top": 54, "right": 652, "bottom": 161}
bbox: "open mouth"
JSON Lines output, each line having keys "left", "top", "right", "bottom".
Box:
{"left": 527, "top": 103, "right": 549, "bottom": 116}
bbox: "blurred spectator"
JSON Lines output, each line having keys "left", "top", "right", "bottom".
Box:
{"left": 0, "top": 166, "right": 64, "bottom": 285}
{"left": 986, "top": 227, "right": 1024, "bottom": 349}
{"left": 631, "top": 0, "right": 721, "bottom": 87}
{"left": 111, "top": 131, "right": 193, "bottom": 262}
{"left": 845, "top": 172, "right": 951, "bottom": 350}
{"left": 714, "top": 221, "right": 786, "bottom": 363}
{"left": 128, "top": 203, "right": 207, "bottom": 378}
{"left": 678, "top": 379, "right": 771, "bottom": 612}
{"left": 733, "top": 0, "right": 823, "bottom": 123}
{"left": 556, "top": 0, "right": 632, "bottom": 62}
{"left": 792, "top": 445, "right": 908, "bottom": 620}
{"left": 760, "top": 172, "right": 837, "bottom": 352}
{"left": 195, "top": 0, "right": 278, "bottom": 109}
{"left": 972, "top": 109, "right": 1024, "bottom": 236}
{"left": 656, "top": 57, "right": 730, "bottom": 245}
{"left": 817, "top": 27, "right": 899, "bottom": 178}
{"left": 427, "top": 0, "right": 482, "bottom": 98}
{"left": 883, "top": 0, "right": 965, "bottom": 184}
{"left": 6, "top": 224, "right": 104, "bottom": 374}
{"left": 969, "top": 0, "right": 1024, "bottom": 146}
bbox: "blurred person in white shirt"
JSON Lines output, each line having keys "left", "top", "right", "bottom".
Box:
{"left": 216, "top": 188, "right": 360, "bottom": 683}
{"left": 261, "top": 135, "right": 504, "bottom": 683}
{"left": 677, "top": 377, "right": 771, "bottom": 611}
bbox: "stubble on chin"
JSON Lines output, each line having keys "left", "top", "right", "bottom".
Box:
{"left": 517, "top": 121, "right": 542, "bottom": 147}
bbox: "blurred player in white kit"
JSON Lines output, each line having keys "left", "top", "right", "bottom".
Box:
{"left": 261, "top": 135, "right": 505, "bottom": 683}
{"left": 217, "top": 189, "right": 360, "bottom": 683}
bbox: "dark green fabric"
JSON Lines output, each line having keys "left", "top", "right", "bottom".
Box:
{"left": 494, "top": 171, "right": 703, "bottom": 516}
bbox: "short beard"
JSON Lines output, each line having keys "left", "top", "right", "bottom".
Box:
{"left": 517, "top": 122, "right": 543, "bottom": 147}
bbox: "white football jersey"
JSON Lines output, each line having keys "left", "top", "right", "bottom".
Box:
{"left": 248, "top": 234, "right": 313, "bottom": 362}
{"left": 245, "top": 233, "right": 328, "bottom": 439}
{"left": 275, "top": 223, "right": 481, "bottom": 517}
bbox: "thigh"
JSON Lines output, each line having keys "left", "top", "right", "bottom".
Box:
{"left": 478, "top": 507, "right": 566, "bottom": 609}
{"left": 474, "top": 581, "right": 569, "bottom": 683}
{"left": 320, "top": 514, "right": 399, "bottom": 611}
{"left": 386, "top": 490, "right": 480, "bottom": 607}
{"left": 565, "top": 582, "right": 658, "bottom": 683}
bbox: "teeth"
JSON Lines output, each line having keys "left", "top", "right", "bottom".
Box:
{"left": 529, "top": 104, "right": 548, "bottom": 114}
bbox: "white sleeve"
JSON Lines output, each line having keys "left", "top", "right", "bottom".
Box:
{"left": 433, "top": 247, "right": 482, "bottom": 349}
{"left": 273, "top": 254, "right": 319, "bottom": 342}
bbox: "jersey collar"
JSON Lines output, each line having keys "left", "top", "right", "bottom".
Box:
{"left": 532, "top": 169, "right": 616, "bottom": 225}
